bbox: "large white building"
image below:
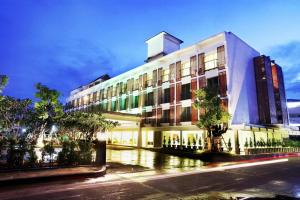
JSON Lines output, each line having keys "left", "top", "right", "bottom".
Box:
{"left": 66, "top": 31, "right": 289, "bottom": 154}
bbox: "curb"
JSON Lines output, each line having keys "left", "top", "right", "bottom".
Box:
{"left": 0, "top": 167, "right": 106, "bottom": 187}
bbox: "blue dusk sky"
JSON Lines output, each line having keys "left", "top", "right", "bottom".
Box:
{"left": 1, "top": 0, "right": 300, "bottom": 102}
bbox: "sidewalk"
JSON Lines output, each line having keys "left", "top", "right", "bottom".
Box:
{"left": 0, "top": 162, "right": 150, "bottom": 186}
{"left": 0, "top": 165, "right": 106, "bottom": 186}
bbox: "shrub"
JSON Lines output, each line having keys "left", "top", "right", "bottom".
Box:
{"left": 78, "top": 140, "right": 93, "bottom": 164}
{"left": 57, "top": 140, "right": 78, "bottom": 166}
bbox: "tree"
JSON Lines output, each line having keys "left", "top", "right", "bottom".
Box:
{"left": 193, "top": 86, "right": 231, "bottom": 152}
{"left": 0, "top": 96, "right": 32, "bottom": 135}
{"left": 33, "top": 83, "right": 63, "bottom": 140}
{"left": 58, "top": 111, "right": 118, "bottom": 141}
{"left": 57, "top": 111, "right": 118, "bottom": 164}
{"left": 0, "top": 75, "right": 8, "bottom": 97}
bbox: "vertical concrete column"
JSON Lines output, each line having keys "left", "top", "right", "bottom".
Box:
{"left": 154, "top": 131, "right": 162, "bottom": 148}
{"left": 95, "top": 140, "right": 106, "bottom": 168}
{"left": 180, "top": 130, "right": 183, "bottom": 146}
{"left": 137, "top": 122, "right": 142, "bottom": 148}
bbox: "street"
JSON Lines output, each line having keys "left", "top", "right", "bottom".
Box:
{"left": 0, "top": 148, "right": 300, "bottom": 199}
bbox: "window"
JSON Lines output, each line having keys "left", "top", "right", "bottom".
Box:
{"left": 144, "top": 112, "right": 153, "bottom": 124}
{"left": 204, "top": 51, "right": 218, "bottom": 71}
{"left": 181, "top": 107, "right": 191, "bottom": 122}
{"left": 145, "top": 92, "right": 154, "bottom": 106}
{"left": 120, "top": 98, "right": 128, "bottom": 110}
{"left": 163, "top": 88, "right": 170, "bottom": 103}
{"left": 146, "top": 73, "right": 153, "bottom": 87}
{"left": 217, "top": 45, "right": 225, "bottom": 68}
{"left": 207, "top": 77, "right": 219, "bottom": 90}
{"left": 111, "top": 101, "right": 116, "bottom": 111}
{"left": 132, "top": 95, "right": 139, "bottom": 108}
{"left": 181, "top": 61, "right": 190, "bottom": 77}
{"left": 181, "top": 83, "right": 191, "bottom": 100}
{"left": 134, "top": 79, "right": 139, "bottom": 90}
{"left": 190, "top": 55, "right": 197, "bottom": 76}
{"left": 162, "top": 110, "right": 170, "bottom": 123}
{"left": 162, "top": 68, "right": 169, "bottom": 82}
{"left": 92, "top": 92, "right": 97, "bottom": 102}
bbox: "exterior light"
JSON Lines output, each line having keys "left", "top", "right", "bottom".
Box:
{"left": 22, "top": 128, "right": 26, "bottom": 133}
{"left": 50, "top": 125, "right": 58, "bottom": 134}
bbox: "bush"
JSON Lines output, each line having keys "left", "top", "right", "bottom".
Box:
{"left": 42, "top": 140, "right": 55, "bottom": 164}
{"left": 78, "top": 140, "right": 93, "bottom": 164}
{"left": 57, "top": 140, "right": 79, "bottom": 166}
{"left": 27, "top": 145, "right": 38, "bottom": 167}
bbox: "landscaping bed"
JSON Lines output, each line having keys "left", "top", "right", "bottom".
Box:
{"left": 149, "top": 148, "right": 300, "bottom": 162}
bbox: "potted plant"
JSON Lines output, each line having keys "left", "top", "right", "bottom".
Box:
{"left": 187, "top": 137, "right": 191, "bottom": 149}
{"left": 198, "top": 137, "right": 202, "bottom": 150}
{"left": 228, "top": 138, "right": 232, "bottom": 152}
{"left": 168, "top": 136, "right": 171, "bottom": 148}
{"left": 193, "top": 137, "right": 197, "bottom": 150}
{"left": 163, "top": 136, "right": 166, "bottom": 148}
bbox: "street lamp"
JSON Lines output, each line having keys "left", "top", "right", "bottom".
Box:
{"left": 95, "top": 131, "right": 107, "bottom": 168}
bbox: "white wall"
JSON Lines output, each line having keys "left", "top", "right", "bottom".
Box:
{"left": 225, "top": 32, "right": 260, "bottom": 125}
{"left": 146, "top": 33, "right": 164, "bottom": 58}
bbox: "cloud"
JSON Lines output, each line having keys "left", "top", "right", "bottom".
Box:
{"left": 2, "top": 38, "right": 118, "bottom": 102}
{"left": 268, "top": 41, "right": 300, "bottom": 99}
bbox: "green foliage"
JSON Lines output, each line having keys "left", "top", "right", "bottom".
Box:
{"left": 6, "top": 137, "right": 17, "bottom": 168}
{"left": 34, "top": 83, "right": 63, "bottom": 136}
{"left": 0, "top": 96, "right": 32, "bottom": 133}
{"left": 57, "top": 140, "right": 78, "bottom": 165}
{"left": 0, "top": 75, "right": 8, "bottom": 96}
{"left": 283, "top": 140, "right": 300, "bottom": 147}
{"left": 250, "top": 138, "right": 253, "bottom": 148}
{"left": 228, "top": 138, "right": 232, "bottom": 149}
{"left": 58, "top": 111, "right": 118, "bottom": 141}
{"left": 42, "top": 140, "right": 55, "bottom": 163}
{"left": 77, "top": 140, "right": 93, "bottom": 164}
{"left": 27, "top": 145, "right": 38, "bottom": 167}
{"left": 193, "top": 87, "right": 231, "bottom": 137}
{"left": 244, "top": 138, "right": 249, "bottom": 148}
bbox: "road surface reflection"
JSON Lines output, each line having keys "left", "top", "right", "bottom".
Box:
{"left": 106, "top": 146, "right": 208, "bottom": 171}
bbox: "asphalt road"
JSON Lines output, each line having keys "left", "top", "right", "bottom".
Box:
{"left": 1, "top": 157, "right": 300, "bottom": 200}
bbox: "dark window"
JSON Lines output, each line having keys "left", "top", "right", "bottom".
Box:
{"left": 145, "top": 112, "right": 153, "bottom": 124}
{"left": 181, "top": 83, "right": 191, "bottom": 100}
{"left": 181, "top": 107, "right": 191, "bottom": 122}
{"left": 162, "top": 110, "right": 170, "bottom": 123}
{"left": 207, "top": 77, "right": 219, "bottom": 90}
{"left": 163, "top": 88, "right": 170, "bottom": 103}
{"left": 146, "top": 92, "right": 154, "bottom": 106}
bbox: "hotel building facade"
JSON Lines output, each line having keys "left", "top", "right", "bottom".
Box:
{"left": 66, "top": 31, "right": 289, "bottom": 154}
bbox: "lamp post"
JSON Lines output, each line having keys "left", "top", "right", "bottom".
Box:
{"left": 95, "top": 132, "right": 107, "bottom": 168}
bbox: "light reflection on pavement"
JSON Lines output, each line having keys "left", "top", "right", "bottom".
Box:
{"left": 106, "top": 146, "right": 208, "bottom": 172}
